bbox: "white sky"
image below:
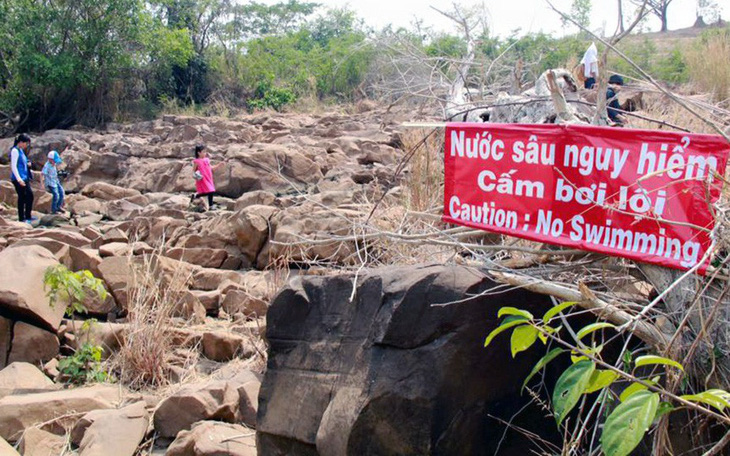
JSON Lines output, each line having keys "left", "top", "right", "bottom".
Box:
{"left": 300, "top": 0, "right": 724, "bottom": 38}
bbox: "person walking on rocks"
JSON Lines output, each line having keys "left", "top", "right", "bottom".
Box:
{"left": 8, "top": 133, "right": 36, "bottom": 223}
{"left": 42, "top": 150, "right": 65, "bottom": 214}
{"left": 580, "top": 42, "right": 599, "bottom": 89}
{"left": 190, "top": 144, "right": 224, "bottom": 210}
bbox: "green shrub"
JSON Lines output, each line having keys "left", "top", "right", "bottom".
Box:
{"left": 43, "top": 265, "right": 107, "bottom": 316}
{"left": 58, "top": 339, "right": 109, "bottom": 385}
{"left": 654, "top": 47, "right": 689, "bottom": 84}
{"left": 44, "top": 266, "right": 110, "bottom": 385}
{"left": 247, "top": 82, "right": 297, "bottom": 111}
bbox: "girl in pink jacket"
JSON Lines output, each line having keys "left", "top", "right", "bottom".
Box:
{"left": 190, "top": 144, "right": 225, "bottom": 210}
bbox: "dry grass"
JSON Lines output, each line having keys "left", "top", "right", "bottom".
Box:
{"left": 400, "top": 128, "right": 444, "bottom": 213}
{"left": 686, "top": 31, "right": 730, "bottom": 104}
{"left": 629, "top": 91, "right": 720, "bottom": 133}
{"left": 108, "top": 254, "right": 194, "bottom": 390}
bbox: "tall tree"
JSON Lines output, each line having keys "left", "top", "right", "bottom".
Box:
{"left": 0, "top": 0, "right": 151, "bottom": 129}
{"left": 561, "top": 0, "right": 592, "bottom": 33}
{"left": 630, "top": 0, "right": 675, "bottom": 32}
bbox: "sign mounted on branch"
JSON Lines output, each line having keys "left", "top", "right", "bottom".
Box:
{"left": 443, "top": 123, "right": 730, "bottom": 273}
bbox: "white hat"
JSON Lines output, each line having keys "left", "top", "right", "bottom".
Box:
{"left": 48, "top": 150, "right": 62, "bottom": 163}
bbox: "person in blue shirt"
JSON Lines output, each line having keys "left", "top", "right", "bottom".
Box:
{"left": 8, "top": 133, "right": 35, "bottom": 223}
{"left": 42, "top": 150, "right": 65, "bottom": 214}
{"left": 607, "top": 74, "right": 627, "bottom": 126}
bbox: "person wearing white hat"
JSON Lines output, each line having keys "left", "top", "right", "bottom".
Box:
{"left": 580, "top": 42, "right": 599, "bottom": 89}
{"left": 41, "top": 150, "right": 65, "bottom": 214}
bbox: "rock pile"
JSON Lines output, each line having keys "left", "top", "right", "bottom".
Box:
{"left": 0, "top": 107, "right": 408, "bottom": 454}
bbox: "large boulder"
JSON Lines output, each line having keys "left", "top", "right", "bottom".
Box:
{"left": 0, "top": 362, "right": 57, "bottom": 398}
{"left": 23, "top": 229, "right": 91, "bottom": 248}
{"left": 152, "top": 380, "right": 239, "bottom": 438}
{"left": 97, "top": 256, "right": 132, "bottom": 311}
{"left": 166, "top": 421, "right": 257, "bottom": 456}
{"left": 233, "top": 205, "right": 278, "bottom": 264}
{"left": 256, "top": 203, "right": 357, "bottom": 268}
{"left": 0, "top": 245, "right": 65, "bottom": 331}
{"left": 257, "top": 265, "right": 561, "bottom": 455}
{"left": 81, "top": 182, "right": 141, "bottom": 201}
{"left": 18, "top": 427, "right": 66, "bottom": 456}
{"left": 201, "top": 331, "right": 255, "bottom": 362}
{"left": 153, "top": 370, "right": 261, "bottom": 439}
{"left": 219, "top": 271, "right": 271, "bottom": 319}
{"left": 6, "top": 322, "right": 60, "bottom": 367}
{"left": 217, "top": 144, "right": 323, "bottom": 197}
{"left": 72, "top": 401, "right": 149, "bottom": 456}
{"left": 0, "top": 385, "right": 123, "bottom": 442}
{"left": 165, "top": 248, "right": 229, "bottom": 269}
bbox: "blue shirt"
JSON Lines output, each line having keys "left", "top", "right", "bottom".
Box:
{"left": 42, "top": 162, "right": 60, "bottom": 188}
{"left": 9, "top": 147, "right": 29, "bottom": 182}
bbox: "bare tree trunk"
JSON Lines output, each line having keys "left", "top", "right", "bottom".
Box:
{"left": 617, "top": 0, "right": 625, "bottom": 33}
{"left": 592, "top": 50, "right": 610, "bottom": 125}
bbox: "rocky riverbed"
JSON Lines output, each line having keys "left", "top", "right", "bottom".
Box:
{"left": 0, "top": 106, "right": 564, "bottom": 455}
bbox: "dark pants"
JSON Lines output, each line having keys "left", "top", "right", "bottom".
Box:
{"left": 12, "top": 180, "right": 34, "bottom": 221}
{"left": 584, "top": 77, "right": 596, "bottom": 89}
{"left": 193, "top": 192, "right": 214, "bottom": 206}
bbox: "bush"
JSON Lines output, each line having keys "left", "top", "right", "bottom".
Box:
{"left": 654, "top": 47, "right": 689, "bottom": 84}
{"left": 58, "top": 339, "right": 109, "bottom": 385}
{"left": 43, "top": 267, "right": 110, "bottom": 385}
{"left": 247, "top": 82, "right": 297, "bottom": 111}
{"left": 44, "top": 265, "right": 107, "bottom": 316}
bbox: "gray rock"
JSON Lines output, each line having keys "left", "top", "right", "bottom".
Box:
{"left": 257, "top": 264, "right": 559, "bottom": 455}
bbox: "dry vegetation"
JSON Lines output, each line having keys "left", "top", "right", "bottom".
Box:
{"left": 108, "top": 254, "right": 194, "bottom": 390}
{"left": 685, "top": 32, "right": 730, "bottom": 104}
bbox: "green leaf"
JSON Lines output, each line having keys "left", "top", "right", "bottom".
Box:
{"left": 538, "top": 325, "right": 560, "bottom": 344}
{"left": 620, "top": 377, "right": 660, "bottom": 402}
{"left": 601, "top": 390, "right": 660, "bottom": 456}
{"left": 576, "top": 322, "right": 616, "bottom": 341}
{"left": 552, "top": 360, "right": 596, "bottom": 425}
{"left": 584, "top": 370, "right": 619, "bottom": 394}
{"left": 498, "top": 307, "right": 534, "bottom": 320}
{"left": 654, "top": 402, "right": 675, "bottom": 423}
{"left": 622, "top": 350, "right": 633, "bottom": 370}
{"left": 484, "top": 318, "right": 527, "bottom": 348}
{"left": 634, "top": 355, "right": 684, "bottom": 372}
{"left": 570, "top": 345, "right": 603, "bottom": 364}
{"left": 542, "top": 301, "right": 576, "bottom": 324}
{"left": 523, "top": 348, "right": 565, "bottom": 391}
{"left": 680, "top": 389, "right": 730, "bottom": 411}
{"left": 620, "top": 383, "right": 649, "bottom": 402}
{"left": 511, "top": 325, "right": 538, "bottom": 357}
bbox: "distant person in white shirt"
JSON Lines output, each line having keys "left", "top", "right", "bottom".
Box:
{"left": 581, "top": 42, "right": 599, "bottom": 89}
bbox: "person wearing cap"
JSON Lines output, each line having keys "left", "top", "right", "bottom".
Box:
{"left": 42, "top": 150, "right": 65, "bottom": 214}
{"left": 606, "top": 74, "right": 627, "bottom": 126}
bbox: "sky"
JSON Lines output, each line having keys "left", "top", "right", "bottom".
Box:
{"left": 292, "top": 0, "right": 725, "bottom": 38}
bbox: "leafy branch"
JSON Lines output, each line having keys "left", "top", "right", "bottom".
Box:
{"left": 44, "top": 265, "right": 108, "bottom": 316}
{"left": 485, "top": 302, "right": 730, "bottom": 456}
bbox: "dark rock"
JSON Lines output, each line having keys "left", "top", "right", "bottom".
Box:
{"left": 257, "top": 264, "right": 561, "bottom": 455}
